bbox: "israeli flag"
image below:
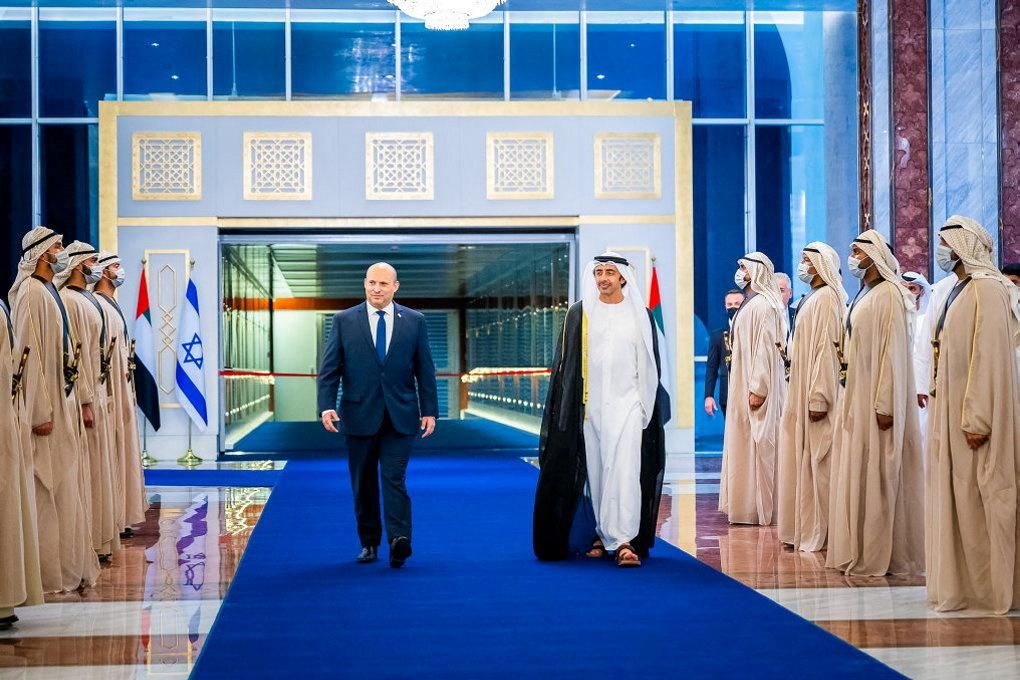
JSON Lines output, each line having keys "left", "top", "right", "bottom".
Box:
{"left": 175, "top": 276, "right": 208, "bottom": 430}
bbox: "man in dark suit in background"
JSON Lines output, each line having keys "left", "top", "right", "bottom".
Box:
{"left": 318, "top": 263, "right": 438, "bottom": 568}
{"left": 704, "top": 289, "right": 745, "bottom": 417}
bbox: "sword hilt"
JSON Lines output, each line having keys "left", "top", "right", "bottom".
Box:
{"left": 12, "top": 347, "right": 30, "bottom": 398}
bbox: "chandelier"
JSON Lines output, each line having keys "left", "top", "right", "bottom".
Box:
{"left": 388, "top": 0, "right": 507, "bottom": 31}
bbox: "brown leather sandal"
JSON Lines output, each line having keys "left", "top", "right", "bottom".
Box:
{"left": 615, "top": 543, "right": 642, "bottom": 568}
{"left": 585, "top": 539, "right": 607, "bottom": 559}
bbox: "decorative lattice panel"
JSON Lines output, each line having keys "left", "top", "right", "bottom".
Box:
{"left": 486, "top": 132, "right": 554, "bottom": 200}
{"left": 593, "top": 133, "right": 661, "bottom": 200}
{"left": 243, "top": 132, "right": 313, "bottom": 201}
{"left": 132, "top": 132, "right": 202, "bottom": 200}
{"left": 365, "top": 132, "right": 434, "bottom": 200}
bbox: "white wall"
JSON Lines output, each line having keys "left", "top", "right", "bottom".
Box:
{"left": 272, "top": 310, "right": 320, "bottom": 422}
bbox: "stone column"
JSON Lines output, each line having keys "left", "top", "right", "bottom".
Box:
{"left": 1001, "top": 0, "right": 1020, "bottom": 263}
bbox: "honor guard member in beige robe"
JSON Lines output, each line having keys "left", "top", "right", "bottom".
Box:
{"left": 9, "top": 227, "right": 100, "bottom": 592}
{"left": 93, "top": 251, "right": 148, "bottom": 536}
{"left": 927, "top": 216, "right": 1020, "bottom": 614}
{"left": 720, "top": 252, "right": 788, "bottom": 525}
{"left": 57, "top": 242, "right": 120, "bottom": 561}
{"left": 827, "top": 230, "right": 924, "bottom": 576}
{"left": 777, "top": 243, "right": 847, "bottom": 551}
{"left": 0, "top": 295, "right": 43, "bottom": 629}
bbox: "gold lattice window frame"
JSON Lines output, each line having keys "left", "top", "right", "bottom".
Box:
{"left": 485, "top": 132, "right": 555, "bottom": 200}
{"left": 364, "top": 132, "right": 434, "bottom": 201}
{"left": 242, "top": 132, "right": 313, "bottom": 201}
{"left": 593, "top": 132, "right": 661, "bottom": 200}
{"left": 132, "top": 132, "right": 202, "bottom": 201}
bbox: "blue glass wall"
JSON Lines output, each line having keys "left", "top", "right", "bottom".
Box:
{"left": 509, "top": 19, "right": 580, "bottom": 99}
{"left": 292, "top": 21, "right": 396, "bottom": 98}
{"left": 214, "top": 21, "right": 286, "bottom": 99}
{"left": 587, "top": 18, "right": 666, "bottom": 100}
{"left": 0, "top": 20, "right": 30, "bottom": 117}
{"left": 40, "top": 20, "right": 116, "bottom": 117}
{"left": 402, "top": 21, "right": 503, "bottom": 98}
{"left": 124, "top": 20, "right": 207, "bottom": 97}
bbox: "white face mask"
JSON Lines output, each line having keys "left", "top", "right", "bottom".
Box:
{"left": 112, "top": 268, "right": 126, "bottom": 288}
{"left": 847, "top": 255, "right": 867, "bottom": 279}
{"left": 796, "top": 262, "right": 814, "bottom": 284}
{"left": 935, "top": 244, "right": 958, "bottom": 273}
{"left": 734, "top": 269, "right": 749, "bottom": 289}
{"left": 84, "top": 264, "right": 102, "bottom": 285}
{"left": 49, "top": 250, "right": 69, "bottom": 274}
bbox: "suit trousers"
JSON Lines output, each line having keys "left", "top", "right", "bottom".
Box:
{"left": 345, "top": 409, "right": 414, "bottom": 548}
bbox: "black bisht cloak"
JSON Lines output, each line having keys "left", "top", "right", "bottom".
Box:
{"left": 533, "top": 301, "right": 671, "bottom": 560}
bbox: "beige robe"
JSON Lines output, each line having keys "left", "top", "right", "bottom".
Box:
{"left": 13, "top": 277, "right": 100, "bottom": 592}
{"left": 927, "top": 278, "right": 1020, "bottom": 613}
{"left": 0, "top": 304, "right": 43, "bottom": 611}
{"left": 777, "top": 286, "right": 844, "bottom": 551}
{"left": 62, "top": 287, "right": 120, "bottom": 556}
{"left": 827, "top": 280, "right": 924, "bottom": 576}
{"left": 96, "top": 292, "right": 148, "bottom": 528}
{"left": 720, "top": 293, "right": 787, "bottom": 525}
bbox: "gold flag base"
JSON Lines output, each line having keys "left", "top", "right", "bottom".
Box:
{"left": 177, "top": 448, "right": 203, "bottom": 468}
{"left": 141, "top": 451, "right": 158, "bottom": 468}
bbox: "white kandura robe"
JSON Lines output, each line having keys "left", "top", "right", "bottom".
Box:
{"left": 583, "top": 300, "right": 646, "bottom": 551}
{"left": 13, "top": 277, "right": 100, "bottom": 592}
{"left": 720, "top": 294, "right": 787, "bottom": 525}
{"left": 0, "top": 304, "right": 43, "bottom": 613}
{"left": 827, "top": 280, "right": 925, "bottom": 576}
{"left": 927, "top": 278, "right": 1020, "bottom": 614}
{"left": 776, "top": 285, "right": 843, "bottom": 551}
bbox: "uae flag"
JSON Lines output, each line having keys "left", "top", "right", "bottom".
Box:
{"left": 134, "top": 269, "right": 161, "bottom": 430}
{"left": 648, "top": 264, "right": 674, "bottom": 412}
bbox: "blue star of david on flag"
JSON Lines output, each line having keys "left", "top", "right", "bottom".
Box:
{"left": 181, "top": 333, "right": 204, "bottom": 369}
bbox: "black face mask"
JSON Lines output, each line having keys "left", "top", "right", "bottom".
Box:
{"left": 726, "top": 307, "right": 738, "bottom": 320}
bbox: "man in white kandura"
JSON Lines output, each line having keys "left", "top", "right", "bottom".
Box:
{"left": 533, "top": 252, "right": 668, "bottom": 568}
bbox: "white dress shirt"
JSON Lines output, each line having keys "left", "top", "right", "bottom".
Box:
{"left": 368, "top": 301, "right": 395, "bottom": 354}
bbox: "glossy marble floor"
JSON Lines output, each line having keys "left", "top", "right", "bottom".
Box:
{"left": 661, "top": 453, "right": 1020, "bottom": 679}
{"left": 0, "top": 471, "right": 272, "bottom": 679}
{"left": 4, "top": 454, "right": 1017, "bottom": 679}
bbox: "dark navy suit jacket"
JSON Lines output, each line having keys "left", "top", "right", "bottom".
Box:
{"left": 316, "top": 302, "right": 439, "bottom": 437}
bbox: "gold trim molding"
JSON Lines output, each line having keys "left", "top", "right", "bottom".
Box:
{"left": 364, "top": 132, "right": 435, "bottom": 201}
{"left": 117, "top": 215, "right": 677, "bottom": 229}
{"left": 486, "top": 132, "right": 555, "bottom": 200}
{"left": 594, "top": 132, "right": 662, "bottom": 200}
{"left": 131, "top": 132, "right": 203, "bottom": 201}
{"left": 243, "top": 132, "right": 313, "bottom": 201}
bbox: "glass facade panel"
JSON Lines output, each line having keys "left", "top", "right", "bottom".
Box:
{"left": 0, "top": 20, "right": 31, "bottom": 117}
{"left": 755, "top": 124, "right": 827, "bottom": 295}
{"left": 754, "top": 12, "right": 825, "bottom": 119}
{"left": 587, "top": 16, "right": 666, "bottom": 100}
{"left": 40, "top": 20, "right": 116, "bottom": 117}
{"left": 674, "top": 16, "right": 745, "bottom": 118}
{"left": 40, "top": 124, "right": 99, "bottom": 247}
{"left": 124, "top": 21, "right": 207, "bottom": 98}
{"left": 401, "top": 21, "right": 503, "bottom": 98}
{"left": 291, "top": 21, "right": 396, "bottom": 99}
{"left": 0, "top": 125, "right": 32, "bottom": 288}
{"left": 213, "top": 21, "right": 286, "bottom": 99}
{"left": 509, "top": 18, "right": 580, "bottom": 100}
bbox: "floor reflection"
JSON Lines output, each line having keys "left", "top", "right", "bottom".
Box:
{"left": 0, "top": 486, "right": 269, "bottom": 675}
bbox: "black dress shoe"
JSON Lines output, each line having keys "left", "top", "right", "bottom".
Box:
{"left": 356, "top": 546, "right": 378, "bottom": 563}
{"left": 389, "top": 537, "right": 412, "bottom": 568}
{"left": 120, "top": 528, "right": 134, "bottom": 539}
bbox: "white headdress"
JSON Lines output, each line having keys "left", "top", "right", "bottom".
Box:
{"left": 852, "top": 229, "right": 916, "bottom": 310}
{"left": 901, "top": 271, "right": 932, "bottom": 315}
{"left": 54, "top": 241, "right": 99, "bottom": 289}
{"left": 9, "top": 226, "right": 62, "bottom": 305}
{"left": 581, "top": 251, "right": 658, "bottom": 427}
{"left": 738, "top": 251, "right": 789, "bottom": 338}
{"left": 803, "top": 241, "right": 848, "bottom": 305}
{"left": 91, "top": 251, "right": 123, "bottom": 290}
{"left": 940, "top": 215, "right": 1020, "bottom": 322}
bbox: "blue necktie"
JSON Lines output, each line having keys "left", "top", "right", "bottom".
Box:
{"left": 375, "top": 310, "right": 387, "bottom": 363}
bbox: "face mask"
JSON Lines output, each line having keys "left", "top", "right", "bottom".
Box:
{"left": 84, "top": 264, "right": 102, "bottom": 285}
{"left": 111, "top": 268, "right": 126, "bottom": 288}
{"left": 935, "top": 244, "right": 958, "bottom": 272}
{"left": 734, "top": 270, "right": 749, "bottom": 289}
{"left": 847, "top": 256, "right": 867, "bottom": 279}
{"left": 726, "top": 307, "right": 738, "bottom": 321}
{"left": 49, "top": 250, "right": 69, "bottom": 274}
{"left": 796, "top": 262, "right": 814, "bottom": 284}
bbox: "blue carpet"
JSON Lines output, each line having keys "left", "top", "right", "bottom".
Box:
{"left": 228, "top": 419, "right": 538, "bottom": 456}
{"left": 191, "top": 454, "right": 901, "bottom": 679}
{"left": 143, "top": 469, "right": 282, "bottom": 487}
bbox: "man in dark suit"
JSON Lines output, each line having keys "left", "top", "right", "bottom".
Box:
{"left": 318, "top": 263, "right": 438, "bottom": 568}
{"left": 704, "top": 289, "right": 745, "bottom": 417}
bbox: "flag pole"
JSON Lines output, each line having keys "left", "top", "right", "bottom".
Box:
{"left": 178, "top": 419, "right": 203, "bottom": 467}
{"left": 141, "top": 420, "right": 157, "bottom": 468}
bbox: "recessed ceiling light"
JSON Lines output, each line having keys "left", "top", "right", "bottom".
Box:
{"left": 595, "top": 74, "right": 606, "bottom": 80}
{"left": 151, "top": 42, "right": 160, "bottom": 48}
{"left": 170, "top": 74, "right": 180, "bottom": 81}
